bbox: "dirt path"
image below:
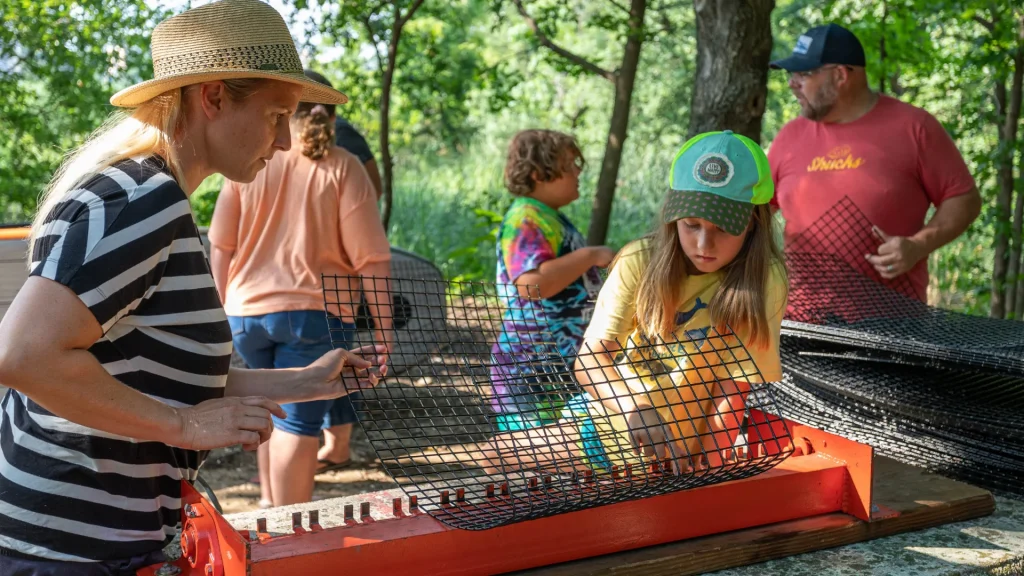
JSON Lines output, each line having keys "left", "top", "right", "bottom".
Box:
{"left": 199, "top": 425, "right": 399, "bottom": 515}
{"left": 172, "top": 289, "right": 508, "bottom": 514}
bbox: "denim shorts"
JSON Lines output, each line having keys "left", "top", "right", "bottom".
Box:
{"left": 229, "top": 311, "right": 358, "bottom": 437}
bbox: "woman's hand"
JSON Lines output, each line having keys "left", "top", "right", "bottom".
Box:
{"left": 172, "top": 397, "right": 285, "bottom": 452}
{"left": 300, "top": 345, "right": 390, "bottom": 402}
{"left": 625, "top": 406, "right": 690, "bottom": 475}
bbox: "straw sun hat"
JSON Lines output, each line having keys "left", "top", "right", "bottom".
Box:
{"left": 110, "top": 0, "right": 347, "bottom": 107}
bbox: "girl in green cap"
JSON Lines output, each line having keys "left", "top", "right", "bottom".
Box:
{"left": 476, "top": 131, "right": 788, "bottom": 478}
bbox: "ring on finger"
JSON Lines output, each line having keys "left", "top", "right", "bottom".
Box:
{"left": 886, "top": 264, "right": 893, "bottom": 272}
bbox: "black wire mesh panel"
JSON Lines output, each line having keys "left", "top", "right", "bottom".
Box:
{"left": 763, "top": 372, "right": 1024, "bottom": 498}
{"left": 349, "top": 247, "right": 448, "bottom": 377}
{"left": 782, "top": 338, "right": 1024, "bottom": 443}
{"left": 782, "top": 196, "right": 1024, "bottom": 374}
{"left": 323, "top": 275, "right": 793, "bottom": 530}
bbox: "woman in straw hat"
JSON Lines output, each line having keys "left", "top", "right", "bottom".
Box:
{"left": 0, "top": 0, "right": 386, "bottom": 572}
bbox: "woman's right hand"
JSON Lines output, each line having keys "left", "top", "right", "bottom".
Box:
{"left": 171, "top": 397, "right": 285, "bottom": 452}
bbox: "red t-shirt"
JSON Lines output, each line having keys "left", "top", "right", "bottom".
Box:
{"left": 768, "top": 95, "right": 975, "bottom": 301}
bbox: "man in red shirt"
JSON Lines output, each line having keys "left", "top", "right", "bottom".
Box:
{"left": 768, "top": 24, "right": 980, "bottom": 303}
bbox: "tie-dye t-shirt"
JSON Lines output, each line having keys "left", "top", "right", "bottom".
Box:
{"left": 490, "top": 197, "right": 603, "bottom": 426}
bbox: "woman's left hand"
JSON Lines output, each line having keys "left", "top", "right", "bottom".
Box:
{"left": 301, "top": 346, "right": 389, "bottom": 401}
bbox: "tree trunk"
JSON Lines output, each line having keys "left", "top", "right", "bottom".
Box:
{"left": 1007, "top": 27, "right": 1024, "bottom": 319}
{"left": 992, "top": 48, "right": 1023, "bottom": 318}
{"left": 1007, "top": 159, "right": 1022, "bottom": 317}
{"left": 686, "top": 0, "right": 775, "bottom": 142}
{"left": 587, "top": 0, "right": 646, "bottom": 246}
{"left": 374, "top": 0, "right": 425, "bottom": 232}
{"left": 379, "top": 30, "right": 398, "bottom": 232}
{"left": 1011, "top": 151, "right": 1019, "bottom": 317}
{"left": 879, "top": 0, "right": 887, "bottom": 95}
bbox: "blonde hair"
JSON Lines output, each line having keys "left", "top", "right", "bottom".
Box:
{"left": 504, "top": 129, "right": 584, "bottom": 196}
{"left": 628, "top": 204, "right": 786, "bottom": 349}
{"left": 28, "top": 79, "right": 265, "bottom": 264}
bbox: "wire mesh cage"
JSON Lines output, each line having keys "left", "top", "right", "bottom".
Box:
{"left": 322, "top": 274, "right": 793, "bottom": 530}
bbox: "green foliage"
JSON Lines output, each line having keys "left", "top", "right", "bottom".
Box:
{"left": 190, "top": 174, "right": 224, "bottom": 228}
{"left": 11, "top": 0, "right": 1022, "bottom": 317}
{"left": 300, "top": 0, "right": 487, "bottom": 156}
{"left": 0, "top": 0, "right": 164, "bottom": 221}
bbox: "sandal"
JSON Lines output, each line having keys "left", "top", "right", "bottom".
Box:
{"left": 316, "top": 458, "right": 355, "bottom": 474}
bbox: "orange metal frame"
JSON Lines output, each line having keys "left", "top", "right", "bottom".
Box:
{"left": 137, "top": 415, "right": 881, "bottom": 576}
{"left": 0, "top": 226, "right": 30, "bottom": 241}
{"left": 3, "top": 225, "right": 880, "bottom": 573}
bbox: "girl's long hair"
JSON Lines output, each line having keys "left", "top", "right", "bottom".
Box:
{"left": 629, "top": 204, "right": 786, "bottom": 349}
{"left": 28, "top": 79, "right": 265, "bottom": 265}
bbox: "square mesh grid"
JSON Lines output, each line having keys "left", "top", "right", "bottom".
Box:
{"left": 774, "top": 197, "right": 1024, "bottom": 498}
{"left": 322, "top": 273, "right": 792, "bottom": 530}
{"left": 782, "top": 196, "right": 1024, "bottom": 374}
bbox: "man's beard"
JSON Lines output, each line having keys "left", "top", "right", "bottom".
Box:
{"left": 799, "top": 82, "right": 838, "bottom": 121}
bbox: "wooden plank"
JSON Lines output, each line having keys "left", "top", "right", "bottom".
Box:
{"left": 519, "top": 457, "right": 995, "bottom": 576}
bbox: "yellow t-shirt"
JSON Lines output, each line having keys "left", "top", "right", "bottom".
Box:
{"left": 576, "top": 240, "right": 787, "bottom": 467}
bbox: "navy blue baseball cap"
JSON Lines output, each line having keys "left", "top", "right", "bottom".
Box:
{"left": 770, "top": 24, "right": 866, "bottom": 72}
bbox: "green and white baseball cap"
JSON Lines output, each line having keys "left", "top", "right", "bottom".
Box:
{"left": 663, "top": 130, "right": 774, "bottom": 236}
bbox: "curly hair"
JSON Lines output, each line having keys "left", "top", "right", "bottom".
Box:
{"left": 504, "top": 129, "right": 584, "bottom": 196}
{"left": 293, "top": 70, "right": 337, "bottom": 160}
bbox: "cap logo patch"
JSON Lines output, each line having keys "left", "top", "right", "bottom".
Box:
{"left": 794, "top": 35, "right": 813, "bottom": 54}
{"left": 693, "top": 153, "right": 734, "bottom": 187}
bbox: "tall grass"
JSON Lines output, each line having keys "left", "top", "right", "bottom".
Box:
{"left": 386, "top": 141, "right": 670, "bottom": 282}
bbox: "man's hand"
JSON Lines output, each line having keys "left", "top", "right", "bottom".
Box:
{"left": 865, "top": 226, "right": 928, "bottom": 279}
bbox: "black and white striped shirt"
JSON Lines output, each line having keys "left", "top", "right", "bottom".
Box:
{"left": 0, "top": 156, "right": 231, "bottom": 562}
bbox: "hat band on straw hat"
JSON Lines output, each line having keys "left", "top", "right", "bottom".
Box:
{"left": 110, "top": 0, "right": 349, "bottom": 107}
{"left": 153, "top": 44, "right": 303, "bottom": 77}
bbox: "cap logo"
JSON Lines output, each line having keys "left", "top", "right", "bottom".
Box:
{"left": 693, "top": 153, "right": 734, "bottom": 188}
{"left": 794, "top": 35, "right": 813, "bottom": 54}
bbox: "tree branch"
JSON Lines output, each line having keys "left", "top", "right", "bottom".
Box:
{"left": 604, "top": 0, "right": 631, "bottom": 15}
{"left": 972, "top": 15, "right": 994, "bottom": 32}
{"left": 397, "top": 0, "right": 427, "bottom": 28}
{"left": 361, "top": 14, "right": 387, "bottom": 72}
{"left": 511, "top": 0, "right": 616, "bottom": 82}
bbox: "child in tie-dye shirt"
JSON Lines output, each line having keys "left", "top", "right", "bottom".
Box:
{"left": 490, "top": 130, "right": 615, "bottom": 431}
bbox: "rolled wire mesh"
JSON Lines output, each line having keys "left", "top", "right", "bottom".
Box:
{"left": 323, "top": 274, "right": 792, "bottom": 530}
{"left": 776, "top": 197, "right": 1024, "bottom": 497}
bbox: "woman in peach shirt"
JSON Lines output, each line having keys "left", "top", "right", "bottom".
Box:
{"left": 209, "top": 70, "right": 392, "bottom": 507}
